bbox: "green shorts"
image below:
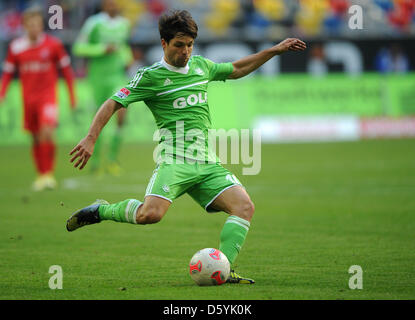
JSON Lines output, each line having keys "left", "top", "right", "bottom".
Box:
{"left": 144, "top": 162, "right": 243, "bottom": 213}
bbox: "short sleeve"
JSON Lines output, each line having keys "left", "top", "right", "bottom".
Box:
{"left": 2, "top": 45, "right": 17, "bottom": 73}
{"left": 73, "top": 16, "right": 107, "bottom": 57}
{"left": 203, "top": 57, "right": 234, "bottom": 82}
{"left": 111, "top": 68, "right": 154, "bottom": 107}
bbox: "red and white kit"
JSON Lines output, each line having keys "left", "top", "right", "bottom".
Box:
{"left": 0, "top": 33, "right": 75, "bottom": 133}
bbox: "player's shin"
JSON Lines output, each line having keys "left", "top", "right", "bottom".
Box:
{"left": 32, "top": 143, "right": 44, "bottom": 174}
{"left": 42, "top": 141, "right": 55, "bottom": 174}
{"left": 98, "top": 199, "right": 142, "bottom": 224}
{"left": 219, "top": 215, "right": 250, "bottom": 265}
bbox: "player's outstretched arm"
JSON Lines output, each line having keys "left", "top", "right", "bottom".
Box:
{"left": 228, "top": 38, "right": 306, "bottom": 79}
{"left": 70, "top": 99, "right": 122, "bottom": 169}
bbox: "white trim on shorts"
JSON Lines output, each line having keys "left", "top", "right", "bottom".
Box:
{"left": 145, "top": 194, "right": 173, "bottom": 203}
{"left": 204, "top": 184, "right": 240, "bottom": 213}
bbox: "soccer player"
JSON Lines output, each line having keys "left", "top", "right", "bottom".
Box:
{"left": 67, "top": 10, "right": 306, "bottom": 283}
{"left": 73, "top": 0, "right": 133, "bottom": 175}
{"left": 0, "top": 7, "right": 76, "bottom": 191}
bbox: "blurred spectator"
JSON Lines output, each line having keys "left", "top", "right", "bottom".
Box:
{"left": 147, "top": 0, "right": 167, "bottom": 18}
{"left": 204, "top": 0, "right": 240, "bottom": 36}
{"left": 0, "top": 1, "right": 415, "bottom": 54}
{"left": 118, "top": 0, "right": 146, "bottom": 27}
{"left": 375, "top": 45, "right": 410, "bottom": 73}
{"left": 307, "top": 44, "right": 328, "bottom": 77}
{"left": 127, "top": 46, "right": 145, "bottom": 78}
{"left": 0, "top": 9, "right": 23, "bottom": 41}
{"left": 388, "top": 0, "right": 415, "bottom": 31}
{"left": 253, "top": 0, "right": 285, "bottom": 21}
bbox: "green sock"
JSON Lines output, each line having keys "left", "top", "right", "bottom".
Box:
{"left": 219, "top": 215, "right": 250, "bottom": 265}
{"left": 109, "top": 129, "right": 122, "bottom": 163}
{"left": 98, "top": 199, "right": 142, "bottom": 224}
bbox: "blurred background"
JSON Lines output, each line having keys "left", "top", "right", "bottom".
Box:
{"left": 0, "top": 0, "right": 414, "bottom": 145}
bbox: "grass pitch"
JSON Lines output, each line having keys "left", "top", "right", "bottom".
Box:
{"left": 0, "top": 139, "right": 414, "bottom": 300}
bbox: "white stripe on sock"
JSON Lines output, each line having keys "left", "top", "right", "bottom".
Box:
{"left": 225, "top": 218, "right": 249, "bottom": 231}
{"left": 227, "top": 215, "right": 251, "bottom": 228}
{"left": 125, "top": 199, "right": 142, "bottom": 224}
{"left": 125, "top": 200, "right": 134, "bottom": 222}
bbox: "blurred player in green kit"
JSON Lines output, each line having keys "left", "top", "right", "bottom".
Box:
{"left": 73, "top": 0, "right": 133, "bottom": 175}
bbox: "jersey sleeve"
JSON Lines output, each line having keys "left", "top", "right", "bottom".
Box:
{"left": 202, "top": 57, "right": 234, "bottom": 82}
{"left": 110, "top": 68, "right": 155, "bottom": 107}
{"left": 53, "top": 38, "right": 71, "bottom": 68}
{"left": 0, "top": 45, "right": 17, "bottom": 98}
{"left": 73, "top": 17, "right": 107, "bottom": 57}
{"left": 2, "top": 45, "right": 17, "bottom": 74}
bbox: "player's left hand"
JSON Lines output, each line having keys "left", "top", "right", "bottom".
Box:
{"left": 69, "top": 136, "right": 95, "bottom": 170}
{"left": 273, "top": 38, "right": 307, "bottom": 55}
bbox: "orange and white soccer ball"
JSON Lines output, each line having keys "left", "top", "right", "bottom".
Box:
{"left": 189, "top": 248, "right": 230, "bottom": 286}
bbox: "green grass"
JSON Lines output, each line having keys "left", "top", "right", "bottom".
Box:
{"left": 0, "top": 139, "right": 414, "bottom": 299}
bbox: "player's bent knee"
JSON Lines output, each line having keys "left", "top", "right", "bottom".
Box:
{"left": 232, "top": 200, "right": 255, "bottom": 222}
{"left": 244, "top": 200, "right": 255, "bottom": 220}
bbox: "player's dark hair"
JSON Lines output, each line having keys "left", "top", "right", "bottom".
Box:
{"left": 158, "top": 10, "right": 198, "bottom": 43}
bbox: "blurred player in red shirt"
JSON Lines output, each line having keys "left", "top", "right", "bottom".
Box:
{"left": 0, "top": 8, "right": 76, "bottom": 191}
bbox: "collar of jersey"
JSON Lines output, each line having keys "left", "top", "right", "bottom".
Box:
{"left": 23, "top": 33, "right": 46, "bottom": 48}
{"left": 160, "top": 57, "right": 190, "bottom": 75}
{"left": 100, "top": 12, "right": 122, "bottom": 24}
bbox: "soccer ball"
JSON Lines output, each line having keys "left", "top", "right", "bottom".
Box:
{"left": 189, "top": 248, "right": 230, "bottom": 286}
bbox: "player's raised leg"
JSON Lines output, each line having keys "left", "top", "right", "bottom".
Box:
{"left": 209, "top": 185, "right": 255, "bottom": 284}
{"left": 66, "top": 195, "right": 170, "bottom": 231}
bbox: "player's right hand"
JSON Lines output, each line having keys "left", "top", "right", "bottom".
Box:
{"left": 69, "top": 136, "right": 95, "bottom": 170}
{"left": 105, "top": 44, "right": 117, "bottom": 54}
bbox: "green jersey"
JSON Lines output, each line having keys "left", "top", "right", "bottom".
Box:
{"left": 111, "top": 55, "right": 234, "bottom": 163}
{"left": 73, "top": 12, "right": 132, "bottom": 82}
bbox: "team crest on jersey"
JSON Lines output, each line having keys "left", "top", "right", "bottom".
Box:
{"left": 195, "top": 68, "right": 204, "bottom": 76}
{"left": 115, "top": 87, "right": 130, "bottom": 99}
